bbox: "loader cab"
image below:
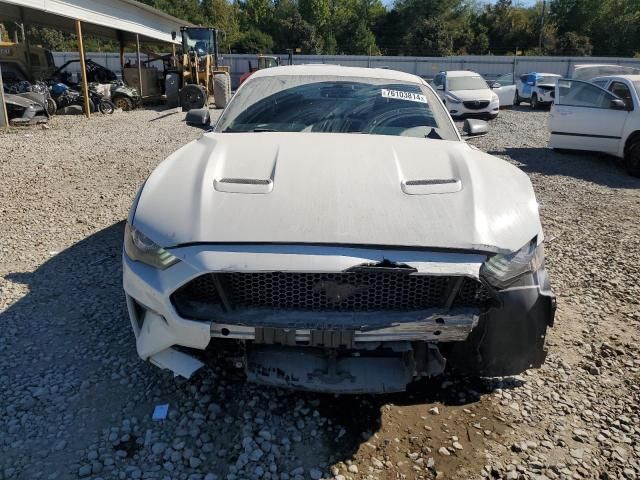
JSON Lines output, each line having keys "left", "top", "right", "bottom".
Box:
{"left": 180, "top": 27, "right": 219, "bottom": 64}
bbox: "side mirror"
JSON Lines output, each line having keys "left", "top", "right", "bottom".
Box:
{"left": 462, "top": 119, "right": 489, "bottom": 137}
{"left": 185, "top": 108, "right": 211, "bottom": 127}
{"left": 436, "top": 84, "right": 444, "bottom": 91}
{"left": 491, "top": 82, "right": 501, "bottom": 89}
{"left": 610, "top": 98, "right": 627, "bottom": 110}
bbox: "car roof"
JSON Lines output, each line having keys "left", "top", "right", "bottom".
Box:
{"left": 440, "top": 70, "right": 482, "bottom": 77}
{"left": 525, "top": 72, "right": 561, "bottom": 77}
{"left": 591, "top": 75, "right": 640, "bottom": 82}
{"left": 250, "top": 64, "right": 425, "bottom": 84}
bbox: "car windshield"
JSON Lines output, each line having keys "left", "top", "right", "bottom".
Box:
{"left": 447, "top": 76, "right": 488, "bottom": 91}
{"left": 537, "top": 76, "right": 559, "bottom": 85}
{"left": 215, "top": 75, "right": 459, "bottom": 141}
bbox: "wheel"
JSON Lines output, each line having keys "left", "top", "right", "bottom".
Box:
{"left": 213, "top": 73, "right": 231, "bottom": 109}
{"left": 98, "top": 99, "right": 116, "bottom": 115}
{"left": 180, "top": 84, "right": 207, "bottom": 111}
{"left": 514, "top": 91, "right": 521, "bottom": 106}
{"left": 46, "top": 98, "right": 57, "bottom": 116}
{"left": 624, "top": 139, "right": 640, "bottom": 177}
{"left": 113, "top": 95, "right": 134, "bottom": 111}
{"left": 530, "top": 94, "right": 538, "bottom": 110}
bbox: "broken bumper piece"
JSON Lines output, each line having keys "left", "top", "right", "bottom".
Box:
{"left": 245, "top": 343, "right": 446, "bottom": 394}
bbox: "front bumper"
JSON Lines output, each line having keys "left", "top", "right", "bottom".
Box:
{"left": 448, "top": 99, "right": 500, "bottom": 118}
{"left": 123, "top": 245, "right": 555, "bottom": 392}
{"left": 535, "top": 90, "right": 554, "bottom": 104}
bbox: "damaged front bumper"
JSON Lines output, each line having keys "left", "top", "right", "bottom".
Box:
{"left": 123, "top": 245, "right": 555, "bottom": 393}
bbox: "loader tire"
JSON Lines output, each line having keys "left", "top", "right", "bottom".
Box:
{"left": 214, "top": 73, "right": 231, "bottom": 109}
{"left": 180, "top": 84, "right": 207, "bottom": 112}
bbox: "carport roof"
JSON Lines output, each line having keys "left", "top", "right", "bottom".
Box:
{"left": 0, "top": 0, "right": 194, "bottom": 44}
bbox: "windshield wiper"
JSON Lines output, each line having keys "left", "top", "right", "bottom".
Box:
{"left": 221, "top": 127, "right": 277, "bottom": 133}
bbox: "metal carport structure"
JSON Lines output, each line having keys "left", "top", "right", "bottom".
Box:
{"left": 0, "top": 0, "right": 193, "bottom": 124}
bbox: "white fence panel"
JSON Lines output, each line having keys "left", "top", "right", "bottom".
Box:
{"left": 54, "top": 52, "right": 640, "bottom": 89}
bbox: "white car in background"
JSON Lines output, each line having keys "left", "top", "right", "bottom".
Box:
{"left": 570, "top": 64, "right": 640, "bottom": 81}
{"left": 515, "top": 73, "right": 561, "bottom": 109}
{"left": 432, "top": 70, "right": 500, "bottom": 119}
{"left": 548, "top": 75, "right": 640, "bottom": 177}
{"left": 490, "top": 72, "right": 516, "bottom": 107}
{"left": 123, "top": 65, "right": 555, "bottom": 394}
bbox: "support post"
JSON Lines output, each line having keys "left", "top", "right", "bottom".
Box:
{"left": 19, "top": 8, "right": 32, "bottom": 77}
{"left": 136, "top": 33, "right": 144, "bottom": 103}
{"left": 75, "top": 19, "right": 91, "bottom": 118}
{"left": 118, "top": 30, "right": 126, "bottom": 79}
{"left": 0, "top": 63, "right": 10, "bottom": 130}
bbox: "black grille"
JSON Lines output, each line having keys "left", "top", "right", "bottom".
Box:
{"left": 172, "top": 272, "right": 491, "bottom": 314}
{"left": 463, "top": 100, "right": 490, "bottom": 110}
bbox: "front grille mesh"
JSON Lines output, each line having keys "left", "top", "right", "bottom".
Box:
{"left": 172, "top": 271, "right": 491, "bottom": 314}
{"left": 463, "top": 100, "right": 490, "bottom": 110}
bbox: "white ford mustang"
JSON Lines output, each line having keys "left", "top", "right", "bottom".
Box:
{"left": 123, "top": 65, "right": 555, "bottom": 393}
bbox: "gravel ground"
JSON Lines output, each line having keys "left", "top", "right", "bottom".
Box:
{"left": 1, "top": 106, "right": 639, "bottom": 480}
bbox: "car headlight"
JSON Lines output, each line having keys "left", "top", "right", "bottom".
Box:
{"left": 480, "top": 238, "right": 544, "bottom": 289}
{"left": 445, "top": 94, "right": 461, "bottom": 104}
{"left": 124, "top": 222, "right": 180, "bottom": 270}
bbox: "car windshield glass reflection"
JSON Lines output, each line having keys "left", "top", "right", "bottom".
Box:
{"left": 447, "top": 76, "right": 488, "bottom": 91}
{"left": 216, "top": 77, "right": 459, "bottom": 141}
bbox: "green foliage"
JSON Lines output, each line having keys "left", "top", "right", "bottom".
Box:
{"left": 555, "top": 31, "right": 592, "bottom": 56}
{"left": 403, "top": 18, "right": 453, "bottom": 57}
{"left": 4, "top": 0, "right": 640, "bottom": 57}
{"left": 232, "top": 27, "right": 274, "bottom": 53}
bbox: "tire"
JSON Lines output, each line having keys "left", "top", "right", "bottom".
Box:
{"left": 46, "top": 98, "right": 57, "bottom": 116}
{"left": 514, "top": 91, "right": 521, "bottom": 106}
{"left": 98, "top": 99, "right": 116, "bottom": 115}
{"left": 113, "top": 95, "right": 134, "bottom": 111}
{"left": 530, "top": 94, "right": 538, "bottom": 110}
{"left": 180, "top": 84, "right": 207, "bottom": 111}
{"left": 213, "top": 73, "right": 231, "bottom": 109}
{"left": 624, "top": 139, "right": 640, "bottom": 177}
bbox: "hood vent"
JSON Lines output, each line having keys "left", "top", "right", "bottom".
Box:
{"left": 401, "top": 178, "right": 462, "bottom": 195}
{"left": 214, "top": 177, "right": 274, "bottom": 194}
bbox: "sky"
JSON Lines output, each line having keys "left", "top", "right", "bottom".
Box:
{"left": 382, "top": 0, "right": 538, "bottom": 6}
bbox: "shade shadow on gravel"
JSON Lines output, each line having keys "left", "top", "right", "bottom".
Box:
{"left": 489, "top": 147, "right": 640, "bottom": 189}
{"left": 1, "top": 221, "right": 515, "bottom": 479}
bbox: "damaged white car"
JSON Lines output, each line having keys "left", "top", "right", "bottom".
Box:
{"left": 123, "top": 65, "right": 555, "bottom": 393}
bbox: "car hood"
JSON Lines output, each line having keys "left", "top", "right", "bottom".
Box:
{"left": 448, "top": 89, "right": 495, "bottom": 102}
{"left": 133, "top": 132, "right": 541, "bottom": 254}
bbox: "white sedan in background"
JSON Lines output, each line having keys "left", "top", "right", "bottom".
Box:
{"left": 432, "top": 70, "right": 500, "bottom": 119}
{"left": 548, "top": 75, "right": 640, "bottom": 177}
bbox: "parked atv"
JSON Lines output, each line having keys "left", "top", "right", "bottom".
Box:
{"left": 110, "top": 80, "right": 141, "bottom": 111}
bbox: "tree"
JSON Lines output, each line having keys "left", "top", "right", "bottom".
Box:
{"left": 269, "top": 10, "right": 323, "bottom": 53}
{"left": 555, "top": 31, "right": 593, "bottom": 56}
{"left": 404, "top": 18, "right": 452, "bottom": 56}
{"left": 299, "top": 0, "right": 331, "bottom": 30}
{"left": 343, "top": 20, "right": 379, "bottom": 55}
{"left": 232, "top": 27, "right": 273, "bottom": 52}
